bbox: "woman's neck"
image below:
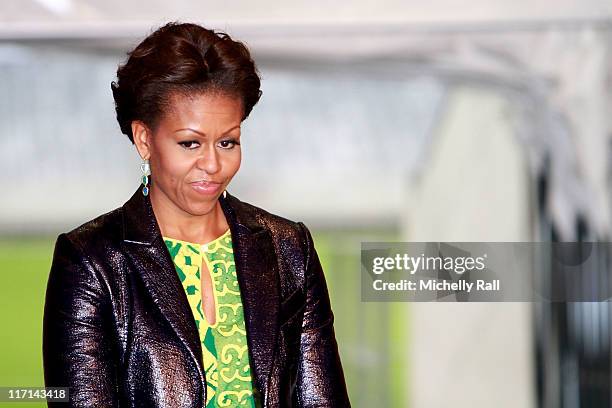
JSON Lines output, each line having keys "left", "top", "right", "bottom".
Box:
{"left": 149, "top": 185, "right": 229, "bottom": 244}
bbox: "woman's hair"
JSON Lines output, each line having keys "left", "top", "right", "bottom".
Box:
{"left": 111, "top": 21, "right": 262, "bottom": 144}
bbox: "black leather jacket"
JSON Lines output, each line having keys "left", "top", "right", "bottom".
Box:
{"left": 43, "top": 186, "right": 351, "bottom": 407}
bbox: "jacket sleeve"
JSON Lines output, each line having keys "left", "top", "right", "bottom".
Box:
{"left": 43, "top": 233, "right": 120, "bottom": 407}
{"left": 293, "top": 223, "right": 351, "bottom": 407}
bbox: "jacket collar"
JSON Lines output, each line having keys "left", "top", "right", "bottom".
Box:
{"left": 122, "top": 185, "right": 264, "bottom": 244}
{"left": 120, "top": 186, "right": 280, "bottom": 402}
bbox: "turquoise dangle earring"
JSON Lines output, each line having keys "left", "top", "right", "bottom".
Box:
{"left": 141, "top": 158, "right": 150, "bottom": 196}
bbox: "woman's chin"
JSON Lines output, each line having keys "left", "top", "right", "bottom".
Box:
{"left": 184, "top": 196, "right": 220, "bottom": 215}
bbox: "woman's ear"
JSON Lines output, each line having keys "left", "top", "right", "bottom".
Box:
{"left": 131, "top": 120, "right": 151, "bottom": 160}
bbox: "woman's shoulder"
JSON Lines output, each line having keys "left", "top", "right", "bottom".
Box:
{"left": 59, "top": 205, "right": 124, "bottom": 255}
{"left": 226, "top": 194, "right": 307, "bottom": 234}
{"left": 227, "top": 194, "right": 297, "bottom": 225}
{"left": 225, "top": 193, "right": 313, "bottom": 250}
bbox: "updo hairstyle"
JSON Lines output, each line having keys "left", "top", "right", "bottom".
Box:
{"left": 111, "top": 21, "right": 262, "bottom": 143}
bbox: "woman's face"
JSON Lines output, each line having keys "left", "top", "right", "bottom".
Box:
{"left": 132, "top": 91, "right": 243, "bottom": 217}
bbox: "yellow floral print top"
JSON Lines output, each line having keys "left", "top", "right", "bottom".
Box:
{"left": 163, "top": 229, "right": 260, "bottom": 407}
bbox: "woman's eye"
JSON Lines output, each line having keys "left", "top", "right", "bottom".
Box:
{"left": 219, "top": 139, "right": 240, "bottom": 149}
{"left": 178, "top": 141, "right": 200, "bottom": 150}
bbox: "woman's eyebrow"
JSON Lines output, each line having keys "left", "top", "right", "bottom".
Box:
{"left": 174, "top": 128, "right": 206, "bottom": 136}
{"left": 174, "top": 125, "right": 241, "bottom": 136}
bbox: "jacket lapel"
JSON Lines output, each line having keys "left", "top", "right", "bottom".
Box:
{"left": 120, "top": 186, "right": 206, "bottom": 389}
{"left": 120, "top": 186, "right": 280, "bottom": 398}
{"left": 219, "top": 190, "right": 281, "bottom": 398}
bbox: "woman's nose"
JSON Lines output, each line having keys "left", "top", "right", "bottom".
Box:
{"left": 196, "top": 149, "right": 220, "bottom": 174}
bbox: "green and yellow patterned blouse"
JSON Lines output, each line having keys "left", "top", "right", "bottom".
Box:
{"left": 163, "top": 229, "right": 259, "bottom": 407}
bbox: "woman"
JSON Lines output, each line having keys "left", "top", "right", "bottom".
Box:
{"left": 43, "top": 21, "right": 350, "bottom": 408}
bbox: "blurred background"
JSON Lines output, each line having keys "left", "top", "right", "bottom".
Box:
{"left": 1, "top": 1, "right": 612, "bottom": 407}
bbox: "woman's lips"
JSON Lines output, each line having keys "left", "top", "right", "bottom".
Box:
{"left": 190, "top": 181, "right": 222, "bottom": 195}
